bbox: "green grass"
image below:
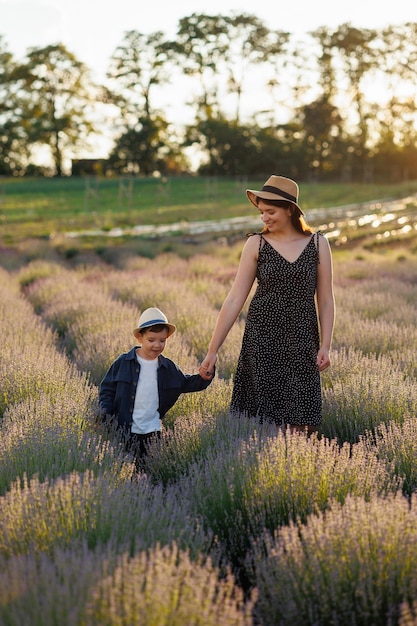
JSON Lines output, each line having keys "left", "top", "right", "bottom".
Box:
{"left": 2, "top": 175, "right": 417, "bottom": 244}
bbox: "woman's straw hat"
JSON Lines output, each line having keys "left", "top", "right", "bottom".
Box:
{"left": 246, "top": 175, "right": 304, "bottom": 215}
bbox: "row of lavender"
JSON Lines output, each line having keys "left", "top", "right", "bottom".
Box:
{"left": 1, "top": 247, "right": 417, "bottom": 625}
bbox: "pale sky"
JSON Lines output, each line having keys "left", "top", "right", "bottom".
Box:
{"left": 1, "top": 0, "right": 416, "bottom": 83}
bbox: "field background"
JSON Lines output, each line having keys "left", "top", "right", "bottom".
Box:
{"left": 2, "top": 175, "right": 417, "bottom": 259}
{"left": 1, "top": 177, "right": 417, "bottom": 625}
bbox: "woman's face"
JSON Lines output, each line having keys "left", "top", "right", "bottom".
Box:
{"left": 257, "top": 200, "right": 291, "bottom": 231}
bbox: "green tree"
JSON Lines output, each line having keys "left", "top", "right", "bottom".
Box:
{"left": 369, "top": 95, "right": 417, "bottom": 182}
{"left": 376, "top": 23, "right": 417, "bottom": 89}
{"left": 173, "top": 14, "right": 231, "bottom": 121}
{"left": 175, "top": 13, "right": 289, "bottom": 124}
{"left": 106, "top": 30, "right": 180, "bottom": 175}
{"left": 328, "top": 24, "right": 378, "bottom": 178}
{"left": 107, "top": 30, "right": 175, "bottom": 120}
{"left": 107, "top": 114, "right": 185, "bottom": 176}
{"left": 0, "top": 36, "right": 27, "bottom": 175}
{"left": 185, "top": 117, "right": 304, "bottom": 177}
{"left": 297, "top": 95, "right": 345, "bottom": 179}
{"left": 225, "top": 13, "right": 290, "bottom": 123}
{"left": 12, "top": 43, "right": 96, "bottom": 176}
{"left": 367, "top": 23, "right": 417, "bottom": 181}
{"left": 185, "top": 117, "right": 255, "bottom": 175}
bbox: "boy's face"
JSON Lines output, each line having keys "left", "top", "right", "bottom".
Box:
{"left": 137, "top": 328, "right": 169, "bottom": 360}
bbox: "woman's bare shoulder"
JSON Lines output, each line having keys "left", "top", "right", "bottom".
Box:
{"left": 242, "top": 232, "right": 263, "bottom": 255}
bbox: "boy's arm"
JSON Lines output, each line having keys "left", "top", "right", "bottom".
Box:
{"left": 181, "top": 370, "right": 215, "bottom": 393}
{"left": 161, "top": 355, "right": 214, "bottom": 393}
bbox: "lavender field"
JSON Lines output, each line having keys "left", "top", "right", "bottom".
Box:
{"left": 1, "top": 241, "right": 417, "bottom": 625}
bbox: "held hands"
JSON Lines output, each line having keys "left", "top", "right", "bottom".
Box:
{"left": 199, "top": 353, "right": 217, "bottom": 381}
{"left": 317, "top": 348, "right": 330, "bottom": 371}
{"left": 200, "top": 350, "right": 329, "bottom": 378}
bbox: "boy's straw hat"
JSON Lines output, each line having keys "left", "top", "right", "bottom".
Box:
{"left": 133, "top": 307, "right": 176, "bottom": 339}
{"left": 246, "top": 175, "right": 304, "bottom": 215}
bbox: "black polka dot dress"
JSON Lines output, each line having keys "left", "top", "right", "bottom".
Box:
{"left": 230, "top": 233, "right": 322, "bottom": 426}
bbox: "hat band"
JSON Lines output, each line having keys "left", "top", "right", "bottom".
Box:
{"left": 140, "top": 318, "right": 167, "bottom": 328}
{"left": 262, "top": 185, "right": 297, "bottom": 203}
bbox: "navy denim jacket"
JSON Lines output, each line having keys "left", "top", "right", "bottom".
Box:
{"left": 99, "top": 346, "right": 213, "bottom": 432}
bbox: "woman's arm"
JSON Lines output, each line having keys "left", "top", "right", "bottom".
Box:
{"left": 199, "top": 236, "right": 259, "bottom": 378}
{"left": 316, "top": 235, "right": 335, "bottom": 371}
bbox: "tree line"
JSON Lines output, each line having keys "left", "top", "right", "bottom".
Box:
{"left": 1, "top": 13, "right": 417, "bottom": 181}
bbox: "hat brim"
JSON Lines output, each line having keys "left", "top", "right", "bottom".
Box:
{"left": 246, "top": 189, "right": 304, "bottom": 216}
{"left": 133, "top": 322, "right": 176, "bottom": 339}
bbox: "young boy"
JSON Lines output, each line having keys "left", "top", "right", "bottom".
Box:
{"left": 99, "top": 307, "right": 214, "bottom": 464}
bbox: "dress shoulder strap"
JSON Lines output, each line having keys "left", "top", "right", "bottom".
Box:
{"left": 258, "top": 233, "right": 265, "bottom": 253}
{"left": 315, "top": 231, "right": 321, "bottom": 264}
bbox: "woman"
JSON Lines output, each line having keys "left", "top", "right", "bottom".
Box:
{"left": 199, "top": 175, "right": 335, "bottom": 434}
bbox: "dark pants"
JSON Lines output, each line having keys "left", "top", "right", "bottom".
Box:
{"left": 127, "top": 431, "right": 161, "bottom": 470}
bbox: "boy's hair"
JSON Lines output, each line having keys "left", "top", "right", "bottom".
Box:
{"left": 139, "top": 323, "right": 170, "bottom": 335}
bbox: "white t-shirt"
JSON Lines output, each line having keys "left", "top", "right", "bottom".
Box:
{"left": 131, "top": 354, "right": 160, "bottom": 434}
